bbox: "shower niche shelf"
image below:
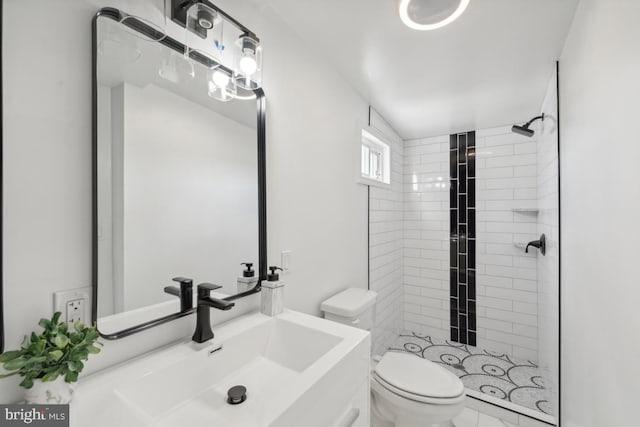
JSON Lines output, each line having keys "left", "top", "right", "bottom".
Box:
{"left": 512, "top": 208, "right": 539, "bottom": 214}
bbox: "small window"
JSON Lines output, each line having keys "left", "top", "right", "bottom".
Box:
{"left": 360, "top": 128, "right": 390, "bottom": 185}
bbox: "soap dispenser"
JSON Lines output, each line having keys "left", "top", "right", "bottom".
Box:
{"left": 261, "top": 266, "right": 284, "bottom": 317}
{"left": 237, "top": 262, "right": 259, "bottom": 293}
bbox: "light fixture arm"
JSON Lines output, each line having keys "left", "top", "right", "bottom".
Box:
{"left": 170, "top": 0, "right": 259, "bottom": 42}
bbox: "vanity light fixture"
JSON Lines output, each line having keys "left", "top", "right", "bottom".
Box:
{"left": 208, "top": 68, "right": 237, "bottom": 102}
{"left": 399, "top": 0, "right": 470, "bottom": 31}
{"left": 234, "top": 34, "right": 262, "bottom": 90}
{"left": 171, "top": 0, "right": 264, "bottom": 97}
{"left": 184, "top": 2, "right": 225, "bottom": 64}
{"left": 158, "top": 49, "right": 195, "bottom": 83}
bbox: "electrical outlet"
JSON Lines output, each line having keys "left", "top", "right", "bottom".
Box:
{"left": 281, "top": 250, "right": 292, "bottom": 272}
{"left": 66, "top": 299, "right": 84, "bottom": 325}
{"left": 54, "top": 287, "right": 91, "bottom": 325}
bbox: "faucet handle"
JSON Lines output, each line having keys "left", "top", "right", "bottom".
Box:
{"left": 172, "top": 277, "right": 193, "bottom": 286}
{"left": 197, "top": 282, "right": 223, "bottom": 297}
{"left": 165, "top": 277, "right": 193, "bottom": 312}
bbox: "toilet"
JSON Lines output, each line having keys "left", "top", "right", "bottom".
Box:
{"left": 321, "top": 288, "right": 465, "bottom": 427}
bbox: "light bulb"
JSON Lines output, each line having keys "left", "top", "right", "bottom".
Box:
{"left": 239, "top": 55, "right": 257, "bottom": 76}
{"left": 212, "top": 70, "right": 230, "bottom": 87}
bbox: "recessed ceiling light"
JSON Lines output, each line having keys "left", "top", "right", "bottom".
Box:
{"left": 399, "top": 0, "right": 470, "bottom": 31}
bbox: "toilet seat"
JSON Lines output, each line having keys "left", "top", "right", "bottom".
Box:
{"left": 373, "top": 352, "right": 465, "bottom": 404}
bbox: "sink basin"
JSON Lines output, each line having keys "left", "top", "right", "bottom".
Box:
{"left": 71, "top": 310, "right": 370, "bottom": 427}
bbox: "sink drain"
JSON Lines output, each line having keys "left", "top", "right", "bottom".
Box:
{"left": 227, "top": 385, "right": 247, "bottom": 405}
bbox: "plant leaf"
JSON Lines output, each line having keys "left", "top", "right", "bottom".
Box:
{"left": 38, "top": 318, "right": 52, "bottom": 330}
{"left": 53, "top": 334, "right": 69, "bottom": 349}
{"left": 67, "top": 360, "right": 84, "bottom": 372}
{"left": 48, "top": 350, "right": 64, "bottom": 362}
{"left": 19, "top": 377, "right": 34, "bottom": 389}
{"left": 0, "top": 350, "right": 23, "bottom": 363}
{"left": 41, "top": 367, "right": 63, "bottom": 382}
{"left": 64, "top": 371, "right": 78, "bottom": 383}
{"left": 0, "top": 372, "right": 19, "bottom": 378}
{"left": 51, "top": 311, "right": 62, "bottom": 325}
{"left": 4, "top": 357, "right": 27, "bottom": 371}
{"left": 86, "top": 345, "right": 101, "bottom": 355}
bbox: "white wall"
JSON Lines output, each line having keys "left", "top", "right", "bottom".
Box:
{"left": 368, "top": 110, "right": 403, "bottom": 356}
{"left": 536, "top": 69, "right": 559, "bottom": 418}
{"left": 475, "top": 126, "right": 540, "bottom": 361}
{"left": 402, "top": 135, "right": 450, "bottom": 339}
{"left": 1, "top": 0, "right": 369, "bottom": 402}
{"left": 559, "top": 1, "right": 640, "bottom": 426}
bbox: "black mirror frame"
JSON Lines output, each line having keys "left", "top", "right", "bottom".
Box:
{"left": 91, "top": 8, "right": 267, "bottom": 340}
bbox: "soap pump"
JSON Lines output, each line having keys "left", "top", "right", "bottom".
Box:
{"left": 261, "top": 266, "right": 284, "bottom": 317}
{"left": 237, "top": 262, "right": 259, "bottom": 293}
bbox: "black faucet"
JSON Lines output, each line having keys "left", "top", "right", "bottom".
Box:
{"left": 192, "top": 283, "right": 235, "bottom": 343}
{"left": 164, "top": 277, "right": 193, "bottom": 312}
{"left": 525, "top": 233, "right": 546, "bottom": 256}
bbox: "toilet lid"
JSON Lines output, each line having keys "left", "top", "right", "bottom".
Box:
{"left": 374, "top": 352, "right": 464, "bottom": 399}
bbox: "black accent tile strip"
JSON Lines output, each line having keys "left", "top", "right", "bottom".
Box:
{"left": 468, "top": 147, "right": 476, "bottom": 177}
{"left": 450, "top": 181, "right": 458, "bottom": 208}
{"left": 449, "top": 130, "right": 477, "bottom": 346}
{"left": 450, "top": 210, "right": 457, "bottom": 238}
{"left": 458, "top": 134, "right": 467, "bottom": 162}
{"left": 450, "top": 150, "right": 458, "bottom": 179}
{"left": 450, "top": 269, "right": 458, "bottom": 297}
{"left": 459, "top": 164, "right": 467, "bottom": 193}
{"left": 468, "top": 269, "right": 476, "bottom": 300}
{"left": 468, "top": 179, "right": 476, "bottom": 208}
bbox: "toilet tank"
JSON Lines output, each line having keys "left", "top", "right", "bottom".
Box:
{"left": 321, "top": 288, "right": 377, "bottom": 331}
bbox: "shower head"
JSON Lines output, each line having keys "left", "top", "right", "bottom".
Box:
{"left": 511, "top": 113, "right": 545, "bottom": 138}
{"left": 511, "top": 125, "right": 535, "bottom": 137}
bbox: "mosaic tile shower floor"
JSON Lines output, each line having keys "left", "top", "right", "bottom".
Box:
{"left": 389, "top": 332, "right": 553, "bottom": 416}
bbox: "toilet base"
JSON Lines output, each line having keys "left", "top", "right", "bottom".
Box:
{"left": 370, "top": 378, "right": 465, "bottom": 427}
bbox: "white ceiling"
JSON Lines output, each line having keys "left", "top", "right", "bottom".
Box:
{"left": 266, "top": 0, "right": 579, "bottom": 139}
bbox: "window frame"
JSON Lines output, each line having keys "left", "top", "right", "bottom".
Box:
{"left": 359, "top": 127, "right": 391, "bottom": 188}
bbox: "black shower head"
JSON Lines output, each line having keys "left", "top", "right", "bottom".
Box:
{"left": 512, "top": 113, "right": 545, "bottom": 138}
{"left": 511, "top": 124, "right": 535, "bottom": 138}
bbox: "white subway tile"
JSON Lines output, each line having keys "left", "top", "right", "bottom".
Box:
{"left": 477, "top": 317, "right": 513, "bottom": 333}
{"left": 485, "top": 330, "right": 537, "bottom": 350}
{"left": 486, "top": 308, "right": 537, "bottom": 326}
{"left": 477, "top": 296, "right": 513, "bottom": 311}
{"left": 513, "top": 324, "right": 538, "bottom": 338}
{"left": 485, "top": 287, "right": 537, "bottom": 304}
{"left": 513, "top": 301, "right": 537, "bottom": 315}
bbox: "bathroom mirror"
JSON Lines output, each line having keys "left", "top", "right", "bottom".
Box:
{"left": 93, "top": 8, "right": 266, "bottom": 338}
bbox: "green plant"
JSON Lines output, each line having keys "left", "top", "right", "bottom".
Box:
{"left": 0, "top": 312, "right": 102, "bottom": 389}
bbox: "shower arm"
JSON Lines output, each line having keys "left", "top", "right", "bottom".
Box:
{"left": 524, "top": 114, "right": 545, "bottom": 128}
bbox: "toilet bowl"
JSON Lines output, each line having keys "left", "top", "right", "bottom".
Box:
{"left": 371, "top": 352, "right": 465, "bottom": 427}
{"left": 321, "top": 288, "right": 466, "bottom": 427}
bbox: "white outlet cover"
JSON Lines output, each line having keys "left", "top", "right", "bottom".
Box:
{"left": 54, "top": 286, "right": 92, "bottom": 325}
{"left": 281, "top": 250, "right": 292, "bottom": 271}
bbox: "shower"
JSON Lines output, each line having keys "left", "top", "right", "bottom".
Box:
{"left": 512, "top": 113, "right": 545, "bottom": 137}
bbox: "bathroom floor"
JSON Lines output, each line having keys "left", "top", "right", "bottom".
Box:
{"left": 451, "top": 408, "right": 521, "bottom": 427}
{"left": 389, "top": 332, "right": 553, "bottom": 418}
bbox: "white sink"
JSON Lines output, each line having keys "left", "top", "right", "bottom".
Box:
{"left": 71, "top": 310, "right": 370, "bottom": 427}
